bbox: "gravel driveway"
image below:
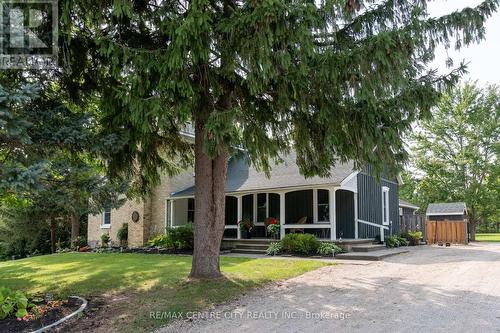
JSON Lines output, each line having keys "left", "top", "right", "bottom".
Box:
{"left": 159, "top": 243, "right": 500, "bottom": 333}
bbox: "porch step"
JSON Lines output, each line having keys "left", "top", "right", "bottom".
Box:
{"left": 335, "top": 248, "right": 409, "bottom": 261}
{"left": 231, "top": 248, "right": 268, "bottom": 255}
{"left": 351, "top": 244, "right": 386, "bottom": 252}
{"left": 234, "top": 244, "right": 270, "bottom": 250}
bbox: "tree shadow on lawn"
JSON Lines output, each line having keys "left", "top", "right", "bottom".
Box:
{"left": 1, "top": 253, "right": 323, "bottom": 333}
{"left": 0, "top": 253, "right": 260, "bottom": 298}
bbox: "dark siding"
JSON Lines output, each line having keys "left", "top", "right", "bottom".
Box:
{"left": 357, "top": 166, "right": 399, "bottom": 238}
{"left": 336, "top": 190, "right": 354, "bottom": 238}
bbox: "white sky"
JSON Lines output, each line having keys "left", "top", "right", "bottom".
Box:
{"left": 427, "top": 0, "right": 500, "bottom": 85}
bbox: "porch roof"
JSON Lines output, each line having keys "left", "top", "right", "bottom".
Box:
{"left": 171, "top": 153, "right": 356, "bottom": 198}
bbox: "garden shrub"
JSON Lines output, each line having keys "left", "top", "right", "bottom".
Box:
{"left": 281, "top": 234, "right": 300, "bottom": 253}
{"left": 167, "top": 223, "right": 194, "bottom": 249}
{"left": 317, "top": 242, "right": 345, "bottom": 256}
{"left": 404, "top": 231, "right": 423, "bottom": 246}
{"left": 397, "top": 235, "right": 409, "bottom": 246}
{"left": 385, "top": 235, "right": 400, "bottom": 248}
{"left": 281, "top": 233, "right": 320, "bottom": 255}
{"left": 0, "top": 287, "right": 32, "bottom": 319}
{"left": 100, "top": 234, "right": 111, "bottom": 247}
{"left": 147, "top": 234, "right": 173, "bottom": 248}
{"left": 117, "top": 223, "right": 128, "bottom": 244}
{"left": 266, "top": 242, "right": 282, "bottom": 256}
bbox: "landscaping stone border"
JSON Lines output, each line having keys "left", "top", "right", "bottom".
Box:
{"left": 32, "top": 296, "right": 87, "bottom": 333}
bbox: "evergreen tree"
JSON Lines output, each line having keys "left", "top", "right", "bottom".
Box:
{"left": 0, "top": 75, "right": 125, "bottom": 253}
{"left": 61, "top": 0, "right": 498, "bottom": 277}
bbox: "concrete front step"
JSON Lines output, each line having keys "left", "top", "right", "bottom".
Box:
{"left": 235, "top": 244, "right": 270, "bottom": 250}
{"left": 335, "top": 248, "right": 409, "bottom": 261}
{"left": 231, "top": 248, "right": 268, "bottom": 255}
{"left": 351, "top": 244, "right": 386, "bottom": 252}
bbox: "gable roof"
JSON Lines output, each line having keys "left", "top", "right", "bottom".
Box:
{"left": 171, "top": 153, "right": 356, "bottom": 197}
{"left": 426, "top": 202, "right": 467, "bottom": 216}
{"left": 399, "top": 199, "right": 419, "bottom": 210}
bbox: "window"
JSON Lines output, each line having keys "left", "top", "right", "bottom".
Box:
{"left": 317, "top": 189, "right": 329, "bottom": 222}
{"left": 187, "top": 198, "right": 195, "bottom": 223}
{"left": 102, "top": 207, "right": 111, "bottom": 227}
{"left": 382, "top": 187, "right": 390, "bottom": 225}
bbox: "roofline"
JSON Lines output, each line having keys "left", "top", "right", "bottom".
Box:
{"left": 340, "top": 171, "right": 359, "bottom": 186}
{"left": 169, "top": 182, "right": 361, "bottom": 199}
{"left": 426, "top": 212, "right": 465, "bottom": 216}
{"left": 399, "top": 203, "right": 419, "bottom": 209}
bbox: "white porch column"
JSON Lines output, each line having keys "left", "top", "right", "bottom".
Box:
{"left": 279, "top": 193, "right": 285, "bottom": 240}
{"left": 354, "top": 192, "right": 358, "bottom": 239}
{"left": 237, "top": 195, "right": 242, "bottom": 240}
{"left": 169, "top": 199, "right": 175, "bottom": 227}
{"left": 253, "top": 193, "right": 257, "bottom": 223}
{"left": 312, "top": 189, "right": 318, "bottom": 223}
{"left": 380, "top": 226, "right": 385, "bottom": 242}
{"left": 329, "top": 188, "right": 337, "bottom": 240}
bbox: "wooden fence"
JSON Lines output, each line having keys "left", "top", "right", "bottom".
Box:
{"left": 399, "top": 214, "right": 426, "bottom": 237}
{"left": 426, "top": 220, "right": 468, "bottom": 244}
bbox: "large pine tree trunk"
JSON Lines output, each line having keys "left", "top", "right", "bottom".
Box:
{"left": 70, "top": 213, "right": 80, "bottom": 248}
{"left": 189, "top": 119, "right": 229, "bottom": 279}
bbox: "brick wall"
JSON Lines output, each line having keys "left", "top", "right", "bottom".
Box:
{"left": 88, "top": 199, "right": 146, "bottom": 248}
{"left": 87, "top": 168, "right": 194, "bottom": 248}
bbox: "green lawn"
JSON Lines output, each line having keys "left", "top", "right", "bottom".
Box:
{"left": 0, "top": 253, "right": 328, "bottom": 332}
{"left": 476, "top": 233, "right": 500, "bottom": 242}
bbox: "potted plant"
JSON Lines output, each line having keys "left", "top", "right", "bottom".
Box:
{"left": 101, "top": 234, "right": 111, "bottom": 248}
{"left": 238, "top": 219, "right": 255, "bottom": 239}
{"left": 266, "top": 218, "right": 280, "bottom": 239}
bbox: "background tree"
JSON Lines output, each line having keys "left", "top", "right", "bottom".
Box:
{"left": 0, "top": 75, "right": 125, "bottom": 257}
{"left": 408, "top": 83, "right": 499, "bottom": 239}
{"left": 61, "top": 0, "right": 498, "bottom": 277}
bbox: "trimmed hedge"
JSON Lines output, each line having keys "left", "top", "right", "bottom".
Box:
{"left": 281, "top": 234, "right": 321, "bottom": 255}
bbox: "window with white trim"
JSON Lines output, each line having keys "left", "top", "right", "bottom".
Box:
{"left": 102, "top": 207, "right": 111, "bottom": 226}
{"left": 382, "top": 187, "right": 390, "bottom": 225}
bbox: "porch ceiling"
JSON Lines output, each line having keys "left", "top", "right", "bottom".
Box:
{"left": 171, "top": 153, "right": 356, "bottom": 198}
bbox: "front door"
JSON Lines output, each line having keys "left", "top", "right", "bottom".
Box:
{"left": 336, "top": 189, "right": 355, "bottom": 239}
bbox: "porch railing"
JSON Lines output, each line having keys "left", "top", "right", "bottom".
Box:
{"left": 357, "top": 219, "right": 389, "bottom": 242}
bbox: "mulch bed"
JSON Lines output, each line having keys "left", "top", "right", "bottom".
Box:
{"left": 0, "top": 297, "right": 82, "bottom": 333}
{"left": 122, "top": 247, "right": 193, "bottom": 255}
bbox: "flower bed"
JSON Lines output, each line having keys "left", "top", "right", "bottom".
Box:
{"left": 266, "top": 234, "right": 345, "bottom": 257}
{"left": 0, "top": 289, "right": 83, "bottom": 333}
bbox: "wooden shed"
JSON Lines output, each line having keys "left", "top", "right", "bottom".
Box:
{"left": 426, "top": 202, "right": 468, "bottom": 244}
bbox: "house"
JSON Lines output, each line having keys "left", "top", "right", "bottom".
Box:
{"left": 399, "top": 199, "right": 419, "bottom": 215}
{"left": 88, "top": 152, "right": 403, "bottom": 247}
